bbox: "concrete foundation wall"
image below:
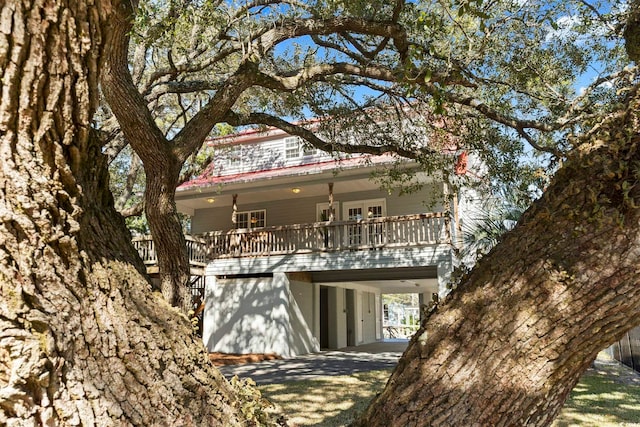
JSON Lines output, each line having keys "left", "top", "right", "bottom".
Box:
{"left": 286, "top": 275, "right": 319, "bottom": 355}
{"left": 289, "top": 279, "right": 315, "bottom": 332}
{"left": 203, "top": 273, "right": 318, "bottom": 358}
{"left": 200, "top": 257, "right": 439, "bottom": 356}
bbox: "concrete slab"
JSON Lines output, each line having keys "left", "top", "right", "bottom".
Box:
{"left": 217, "top": 340, "right": 409, "bottom": 385}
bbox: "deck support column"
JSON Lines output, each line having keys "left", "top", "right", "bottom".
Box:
{"left": 328, "top": 182, "right": 334, "bottom": 221}
{"left": 437, "top": 254, "right": 453, "bottom": 299}
{"left": 202, "top": 274, "right": 218, "bottom": 351}
{"left": 232, "top": 194, "right": 238, "bottom": 225}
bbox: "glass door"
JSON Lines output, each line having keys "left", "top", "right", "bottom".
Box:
{"left": 347, "top": 206, "right": 363, "bottom": 246}
{"left": 343, "top": 199, "right": 386, "bottom": 247}
{"left": 366, "top": 203, "right": 384, "bottom": 245}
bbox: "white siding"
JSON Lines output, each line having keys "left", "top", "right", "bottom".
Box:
{"left": 202, "top": 273, "right": 318, "bottom": 357}
{"left": 289, "top": 279, "right": 315, "bottom": 338}
{"left": 191, "top": 183, "right": 445, "bottom": 234}
{"left": 209, "top": 135, "right": 334, "bottom": 177}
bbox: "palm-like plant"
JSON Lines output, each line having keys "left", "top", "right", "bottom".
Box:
{"left": 461, "top": 193, "right": 528, "bottom": 261}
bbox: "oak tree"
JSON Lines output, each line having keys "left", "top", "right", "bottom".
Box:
{"left": 0, "top": 0, "right": 277, "bottom": 424}
{"left": 104, "top": 0, "right": 630, "bottom": 311}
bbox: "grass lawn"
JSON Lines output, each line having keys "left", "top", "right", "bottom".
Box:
{"left": 259, "top": 370, "right": 390, "bottom": 426}
{"left": 553, "top": 355, "right": 640, "bottom": 427}
{"left": 258, "top": 355, "right": 640, "bottom": 427}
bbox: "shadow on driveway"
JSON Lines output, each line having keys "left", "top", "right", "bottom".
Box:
{"left": 217, "top": 340, "right": 408, "bottom": 385}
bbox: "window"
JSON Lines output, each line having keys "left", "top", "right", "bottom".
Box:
{"left": 228, "top": 145, "right": 242, "bottom": 168}
{"left": 285, "top": 137, "right": 300, "bottom": 159}
{"left": 367, "top": 205, "right": 383, "bottom": 218}
{"left": 302, "top": 143, "right": 317, "bottom": 157}
{"left": 236, "top": 209, "right": 266, "bottom": 229}
{"left": 343, "top": 199, "right": 386, "bottom": 220}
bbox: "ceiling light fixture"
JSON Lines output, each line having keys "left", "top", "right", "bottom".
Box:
{"left": 206, "top": 198, "right": 215, "bottom": 204}
{"left": 291, "top": 187, "right": 301, "bottom": 194}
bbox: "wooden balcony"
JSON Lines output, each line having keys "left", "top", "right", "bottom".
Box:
{"left": 132, "top": 235, "right": 208, "bottom": 272}
{"left": 132, "top": 212, "right": 451, "bottom": 265}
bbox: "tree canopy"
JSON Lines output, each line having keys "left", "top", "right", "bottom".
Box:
{"left": 109, "top": 0, "right": 630, "bottom": 178}
{"left": 99, "top": 0, "right": 636, "bottom": 310}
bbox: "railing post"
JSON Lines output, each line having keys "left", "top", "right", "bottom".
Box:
{"left": 444, "top": 213, "right": 452, "bottom": 244}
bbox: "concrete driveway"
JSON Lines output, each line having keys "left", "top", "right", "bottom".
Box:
{"left": 216, "top": 340, "right": 409, "bottom": 384}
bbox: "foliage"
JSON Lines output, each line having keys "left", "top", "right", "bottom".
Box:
{"left": 104, "top": 0, "right": 636, "bottom": 220}
{"left": 460, "top": 187, "right": 531, "bottom": 260}
{"left": 228, "top": 376, "right": 285, "bottom": 427}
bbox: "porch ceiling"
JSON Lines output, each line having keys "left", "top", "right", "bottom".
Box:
{"left": 176, "top": 165, "right": 433, "bottom": 214}
{"left": 310, "top": 266, "right": 439, "bottom": 294}
{"left": 176, "top": 176, "right": 377, "bottom": 212}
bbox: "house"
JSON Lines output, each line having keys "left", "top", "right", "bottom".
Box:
{"left": 138, "top": 125, "right": 468, "bottom": 358}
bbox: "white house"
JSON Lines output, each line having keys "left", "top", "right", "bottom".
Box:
{"left": 136, "top": 126, "right": 467, "bottom": 357}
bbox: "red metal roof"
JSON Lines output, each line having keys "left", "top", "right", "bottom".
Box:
{"left": 178, "top": 153, "right": 399, "bottom": 191}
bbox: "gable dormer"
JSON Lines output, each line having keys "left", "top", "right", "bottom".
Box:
{"left": 204, "top": 130, "right": 340, "bottom": 178}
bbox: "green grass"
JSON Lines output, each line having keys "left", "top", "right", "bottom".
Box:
{"left": 552, "top": 357, "right": 640, "bottom": 427}
{"left": 259, "top": 370, "right": 390, "bottom": 426}
{"left": 258, "top": 358, "right": 640, "bottom": 427}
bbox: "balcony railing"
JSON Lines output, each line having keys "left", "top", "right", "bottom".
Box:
{"left": 132, "top": 212, "right": 451, "bottom": 265}
{"left": 132, "top": 235, "right": 208, "bottom": 267}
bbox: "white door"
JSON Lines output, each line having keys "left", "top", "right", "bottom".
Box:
{"left": 343, "top": 199, "right": 386, "bottom": 247}
{"left": 346, "top": 205, "right": 363, "bottom": 246}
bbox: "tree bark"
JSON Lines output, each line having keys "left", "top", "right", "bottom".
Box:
{"left": 101, "top": 0, "right": 194, "bottom": 311}
{"left": 100, "top": 1, "right": 257, "bottom": 312}
{"left": 355, "top": 93, "right": 640, "bottom": 426}
{"left": 144, "top": 167, "right": 192, "bottom": 312}
{"left": 0, "top": 0, "right": 248, "bottom": 424}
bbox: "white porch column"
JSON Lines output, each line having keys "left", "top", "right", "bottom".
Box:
{"left": 328, "top": 182, "right": 335, "bottom": 221}
{"left": 437, "top": 253, "right": 454, "bottom": 299}
{"left": 313, "top": 283, "right": 321, "bottom": 341}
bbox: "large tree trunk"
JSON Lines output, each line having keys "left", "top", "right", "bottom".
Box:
{"left": 100, "top": 0, "right": 193, "bottom": 311}
{"left": 0, "top": 0, "right": 248, "bottom": 424}
{"left": 144, "top": 168, "right": 192, "bottom": 312}
{"left": 355, "top": 95, "right": 640, "bottom": 425}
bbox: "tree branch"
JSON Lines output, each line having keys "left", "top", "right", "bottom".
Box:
{"left": 222, "top": 110, "right": 435, "bottom": 159}
{"left": 102, "top": 3, "right": 173, "bottom": 165}
{"left": 118, "top": 201, "right": 145, "bottom": 218}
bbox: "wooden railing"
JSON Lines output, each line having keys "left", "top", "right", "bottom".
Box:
{"left": 204, "top": 212, "right": 450, "bottom": 259}
{"left": 132, "top": 235, "right": 208, "bottom": 266}
{"left": 133, "top": 212, "right": 450, "bottom": 264}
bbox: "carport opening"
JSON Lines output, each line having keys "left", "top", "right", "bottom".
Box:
{"left": 382, "top": 293, "right": 419, "bottom": 340}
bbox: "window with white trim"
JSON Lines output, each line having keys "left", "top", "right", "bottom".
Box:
{"left": 236, "top": 209, "right": 266, "bottom": 229}
{"left": 228, "top": 145, "right": 242, "bottom": 168}
{"left": 302, "top": 143, "right": 317, "bottom": 157}
{"left": 284, "top": 137, "right": 301, "bottom": 159}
